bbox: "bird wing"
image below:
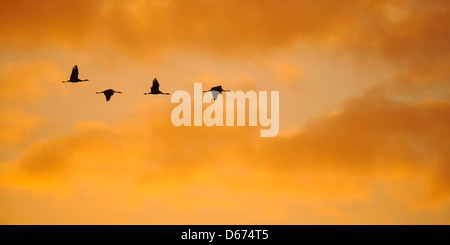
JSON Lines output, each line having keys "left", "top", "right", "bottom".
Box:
{"left": 151, "top": 78, "right": 160, "bottom": 93}
{"left": 211, "top": 90, "right": 220, "bottom": 101}
{"left": 152, "top": 78, "right": 160, "bottom": 89}
{"left": 104, "top": 92, "right": 112, "bottom": 101}
{"left": 70, "top": 65, "right": 79, "bottom": 81}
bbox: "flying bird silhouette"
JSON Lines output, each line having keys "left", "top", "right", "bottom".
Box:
{"left": 62, "top": 65, "right": 89, "bottom": 83}
{"left": 203, "top": 86, "right": 231, "bottom": 100}
{"left": 96, "top": 89, "right": 122, "bottom": 101}
{"left": 144, "top": 78, "right": 170, "bottom": 95}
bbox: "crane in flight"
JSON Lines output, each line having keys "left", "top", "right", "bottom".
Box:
{"left": 96, "top": 89, "right": 122, "bottom": 101}
{"left": 144, "top": 78, "right": 170, "bottom": 95}
{"left": 62, "top": 65, "right": 89, "bottom": 83}
{"left": 203, "top": 86, "right": 230, "bottom": 100}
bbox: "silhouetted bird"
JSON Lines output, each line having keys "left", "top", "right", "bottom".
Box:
{"left": 62, "top": 65, "right": 89, "bottom": 83}
{"left": 144, "top": 78, "right": 170, "bottom": 95}
{"left": 203, "top": 86, "right": 231, "bottom": 100}
{"left": 96, "top": 89, "right": 122, "bottom": 101}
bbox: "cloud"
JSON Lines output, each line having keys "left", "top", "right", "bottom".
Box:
{"left": 1, "top": 0, "right": 450, "bottom": 224}
{"left": 0, "top": 61, "right": 65, "bottom": 105}
{"left": 273, "top": 64, "right": 302, "bottom": 86}
{"left": 266, "top": 91, "right": 450, "bottom": 207}
{"left": 0, "top": 61, "right": 63, "bottom": 154}
{"left": 0, "top": 109, "right": 43, "bottom": 147}
{"left": 1, "top": 88, "right": 450, "bottom": 223}
{"left": 350, "top": 0, "right": 450, "bottom": 92}
{"left": 2, "top": 0, "right": 449, "bottom": 83}
{"left": 0, "top": 0, "right": 104, "bottom": 49}
{"left": 3, "top": 0, "right": 448, "bottom": 94}
{"left": 0, "top": 0, "right": 422, "bottom": 59}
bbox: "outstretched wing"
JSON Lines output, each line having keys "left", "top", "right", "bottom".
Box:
{"left": 151, "top": 78, "right": 160, "bottom": 93}
{"left": 70, "top": 65, "right": 79, "bottom": 81}
{"left": 211, "top": 90, "right": 220, "bottom": 100}
{"left": 104, "top": 92, "right": 112, "bottom": 101}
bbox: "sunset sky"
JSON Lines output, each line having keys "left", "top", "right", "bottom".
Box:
{"left": 1, "top": 0, "right": 450, "bottom": 224}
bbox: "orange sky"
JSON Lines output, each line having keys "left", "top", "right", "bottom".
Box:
{"left": 1, "top": 0, "right": 450, "bottom": 224}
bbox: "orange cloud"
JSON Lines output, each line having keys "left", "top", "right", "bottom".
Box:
{"left": 0, "top": 0, "right": 421, "bottom": 59}
{"left": 1, "top": 88, "right": 450, "bottom": 224}
{"left": 1, "top": 0, "right": 450, "bottom": 225}
{"left": 0, "top": 61, "right": 63, "bottom": 157}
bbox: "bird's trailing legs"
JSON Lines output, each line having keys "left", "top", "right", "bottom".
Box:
{"left": 144, "top": 92, "right": 170, "bottom": 95}
{"left": 62, "top": 79, "right": 88, "bottom": 83}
